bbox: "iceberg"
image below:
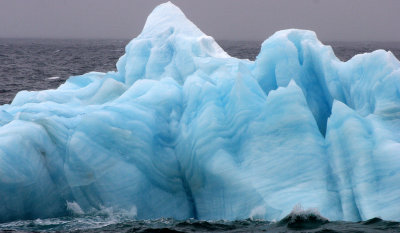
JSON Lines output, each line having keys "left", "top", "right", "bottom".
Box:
{"left": 0, "top": 2, "right": 400, "bottom": 222}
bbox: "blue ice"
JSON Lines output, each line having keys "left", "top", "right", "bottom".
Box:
{"left": 0, "top": 2, "right": 400, "bottom": 222}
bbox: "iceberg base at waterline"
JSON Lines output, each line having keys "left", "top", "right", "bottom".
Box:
{"left": 0, "top": 2, "right": 400, "bottom": 223}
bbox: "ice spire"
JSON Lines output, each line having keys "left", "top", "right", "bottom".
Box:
{"left": 140, "top": 1, "right": 204, "bottom": 38}
{"left": 116, "top": 1, "right": 228, "bottom": 85}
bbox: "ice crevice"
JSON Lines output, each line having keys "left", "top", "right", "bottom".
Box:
{"left": 0, "top": 1, "right": 400, "bottom": 222}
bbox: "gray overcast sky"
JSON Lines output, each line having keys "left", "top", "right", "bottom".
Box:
{"left": 0, "top": 0, "right": 399, "bottom": 42}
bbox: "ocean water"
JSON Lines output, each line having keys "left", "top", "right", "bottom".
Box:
{"left": 0, "top": 212, "right": 399, "bottom": 232}
{"left": 1, "top": 39, "right": 400, "bottom": 232}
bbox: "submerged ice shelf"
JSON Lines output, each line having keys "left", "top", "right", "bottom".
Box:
{"left": 1, "top": 2, "right": 400, "bottom": 223}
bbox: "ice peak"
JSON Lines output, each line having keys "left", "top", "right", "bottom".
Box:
{"left": 140, "top": 1, "right": 204, "bottom": 38}
{"left": 153, "top": 1, "right": 182, "bottom": 14}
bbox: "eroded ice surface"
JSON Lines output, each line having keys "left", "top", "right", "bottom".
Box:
{"left": 1, "top": 2, "right": 400, "bottom": 222}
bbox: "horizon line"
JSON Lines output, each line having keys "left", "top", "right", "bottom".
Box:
{"left": 1, "top": 36, "right": 400, "bottom": 44}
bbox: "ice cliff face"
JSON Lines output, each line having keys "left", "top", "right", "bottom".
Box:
{"left": 1, "top": 2, "right": 400, "bottom": 222}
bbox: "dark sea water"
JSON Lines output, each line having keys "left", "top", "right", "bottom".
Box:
{"left": 0, "top": 213, "right": 399, "bottom": 233}
{"left": 0, "top": 38, "right": 400, "bottom": 232}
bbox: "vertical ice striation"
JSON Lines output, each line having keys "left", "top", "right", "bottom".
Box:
{"left": 0, "top": 2, "right": 399, "bottom": 222}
